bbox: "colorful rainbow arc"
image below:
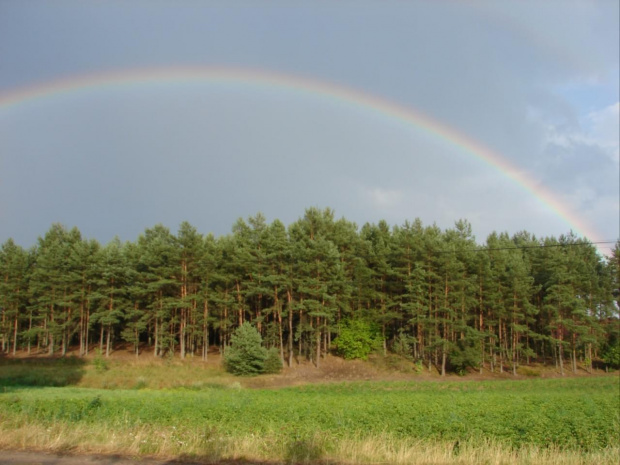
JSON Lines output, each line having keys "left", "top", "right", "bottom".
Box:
{"left": 0, "top": 65, "right": 601, "bottom": 245}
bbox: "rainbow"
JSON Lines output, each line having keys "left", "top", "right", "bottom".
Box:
{"left": 0, "top": 65, "right": 602, "bottom": 244}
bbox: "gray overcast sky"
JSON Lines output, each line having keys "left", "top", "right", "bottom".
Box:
{"left": 1, "top": 1, "right": 618, "bottom": 252}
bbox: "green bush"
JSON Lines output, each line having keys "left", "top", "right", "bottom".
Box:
{"left": 333, "top": 319, "right": 381, "bottom": 360}
{"left": 449, "top": 339, "right": 481, "bottom": 375}
{"left": 602, "top": 343, "right": 620, "bottom": 369}
{"left": 223, "top": 322, "right": 268, "bottom": 376}
{"left": 392, "top": 332, "right": 416, "bottom": 360}
{"left": 93, "top": 349, "right": 109, "bottom": 373}
{"left": 263, "top": 348, "right": 283, "bottom": 374}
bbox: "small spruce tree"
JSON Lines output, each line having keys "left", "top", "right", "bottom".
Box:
{"left": 224, "top": 322, "right": 268, "bottom": 376}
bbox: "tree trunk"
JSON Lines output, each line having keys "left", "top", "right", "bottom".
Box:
{"left": 558, "top": 338, "right": 565, "bottom": 376}
{"left": 287, "top": 290, "right": 293, "bottom": 367}
{"left": 180, "top": 307, "right": 186, "bottom": 360}
{"left": 202, "top": 299, "right": 209, "bottom": 362}
{"left": 236, "top": 281, "right": 243, "bottom": 326}
{"left": 277, "top": 304, "right": 284, "bottom": 363}
{"left": 154, "top": 317, "right": 159, "bottom": 357}
{"left": 315, "top": 317, "right": 321, "bottom": 368}
{"left": 498, "top": 319, "right": 504, "bottom": 373}
{"left": 12, "top": 312, "right": 18, "bottom": 356}
{"left": 106, "top": 325, "right": 112, "bottom": 357}
{"left": 48, "top": 306, "right": 55, "bottom": 355}
{"left": 298, "top": 308, "right": 303, "bottom": 363}
{"left": 79, "top": 300, "right": 84, "bottom": 356}
{"left": 135, "top": 327, "right": 139, "bottom": 357}
{"left": 85, "top": 301, "right": 90, "bottom": 356}
{"left": 27, "top": 312, "right": 32, "bottom": 355}
{"left": 441, "top": 347, "right": 447, "bottom": 376}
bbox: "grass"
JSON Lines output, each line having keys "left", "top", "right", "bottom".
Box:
{"left": 1, "top": 423, "right": 618, "bottom": 464}
{"left": 0, "top": 356, "right": 87, "bottom": 387}
{"left": 0, "top": 357, "right": 618, "bottom": 464}
{"left": 0, "top": 356, "right": 233, "bottom": 390}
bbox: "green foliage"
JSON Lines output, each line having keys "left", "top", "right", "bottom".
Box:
{"left": 93, "top": 349, "right": 109, "bottom": 373}
{"left": 449, "top": 339, "right": 481, "bottom": 375}
{"left": 602, "top": 343, "right": 620, "bottom": 368}
{"left": 392, "top": 332, "right": 416, "bottom": 360}
{"left": 0, "top": 378, "right": 617, "bottom": 451}
{"left": 0, "top": 357, "right": 86, "bottom": 387}
{"left": 263, "top": 347, "right": 283, "bottom": 374}
{"left": 223, "top": 322, "right": 268, "bottom": 376}
{"left": 0, "top": 213, "right": 616, "bottom": 376}
{"left": 333, "top": 319, "right": 381, "bottom": 360}
{"left": 376, "top": 354, "right": 417, "bottom": 373}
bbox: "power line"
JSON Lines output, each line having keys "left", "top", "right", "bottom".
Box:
{"left": 463, "top": 240, "right": 618, "bottom": 254}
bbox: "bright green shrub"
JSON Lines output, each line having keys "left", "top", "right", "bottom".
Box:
{"left": 333, "top": 319, "right": 381, "bottom": 360}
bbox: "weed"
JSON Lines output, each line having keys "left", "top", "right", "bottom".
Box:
{"left": 518, "top": 366, "right": 542, "bottom": 377}
{"left": 93, "top": 349, "right": 109, "bottom": 373}
{"left": 133, "top": 377, "right": 148, "bottom": 390}
{"left": 286, "top": 434, "right": 324, "bottom": 464}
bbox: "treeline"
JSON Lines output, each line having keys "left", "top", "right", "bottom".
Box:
{"left": 1, "top": 208, "right": 618, "bottom": 375}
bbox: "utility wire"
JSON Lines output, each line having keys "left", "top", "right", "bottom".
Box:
{"left": 453, "top": 240, "right": 618, "bottom": 254}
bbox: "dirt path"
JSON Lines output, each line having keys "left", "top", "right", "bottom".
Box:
{"left": 0, "top": 451, "right": 275, "bottom": 465}
{"left": 0, "top": 451, "right": 191, "bottom": 465}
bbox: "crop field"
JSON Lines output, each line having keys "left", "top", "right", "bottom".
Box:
{"left": 0, "top": 360, "right": 618, "bottom": 465}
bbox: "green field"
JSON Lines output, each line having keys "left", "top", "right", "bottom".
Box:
{"left": 1, "top": 369, "right": 618, "bottom": 464}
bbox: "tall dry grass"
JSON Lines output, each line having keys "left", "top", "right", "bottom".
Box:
{"left": 1, "top": 421, "right": 617, "bottom": 465}
{"left": 76, "top": 356, "right": 234, "bottom": 390}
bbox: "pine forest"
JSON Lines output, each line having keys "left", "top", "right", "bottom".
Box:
{"left": 1, "top": 208, "right": 618, "bottom": 376}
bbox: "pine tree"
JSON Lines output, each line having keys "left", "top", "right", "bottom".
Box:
{"left": 136, "top": 225, "right": 178, "bottom": 357}
{"left": 90, "top": 238, "right": 128, "bottom": 357}
{"left": 289, "top": 208, "right": 341, "bottom": 367}
{"left": 262, "top": 219, "right": 292, "bottom": 364}
{"left": 121, "top": 240, "right": 148, "bottom": 357}
{"left": 0, "top": 239, "right": 29, "bottom": 355}
{"left": 175, "top": 222, "right": 204, "bottom": 359}
{"left": 29, "top": 224, "right": 84, "bottom": 355}
{"left": 0, "top": 212, "right": 615, "bottom": 375}
{"left": 196, "top": 233, "right": 220, "bottom": 361}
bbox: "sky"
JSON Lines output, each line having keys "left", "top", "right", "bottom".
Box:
{"left": 1, "top": 1, "right": 618, "bottom": 254}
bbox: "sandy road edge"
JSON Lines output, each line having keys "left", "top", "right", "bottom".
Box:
{"left": 0, "top": 450, "right": 196, "bottom": 465}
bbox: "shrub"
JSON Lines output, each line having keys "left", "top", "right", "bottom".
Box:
{"left": 448, "top": 339, "right": 481, "bottom": 375}
{"left": 602, "top": 343, "right": 620, "bottom": 369}
{"left": 223, "top": 323, "right": 268, "bottom": 376}
{"left": 93, "top": 349, "right": 109, "bottom": 373}
{"left": 392, "top": 332, "right": 417, "bottom": 360}
{"left": 263, "top": 348, "right": 283, "bottom": 374}
{"left": 333, "top": 319, "right": 381, "bottom": 360}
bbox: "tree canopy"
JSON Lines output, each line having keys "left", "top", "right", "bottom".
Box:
{"left": 1, "top": 209, "right": 618, "bottom": 375}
